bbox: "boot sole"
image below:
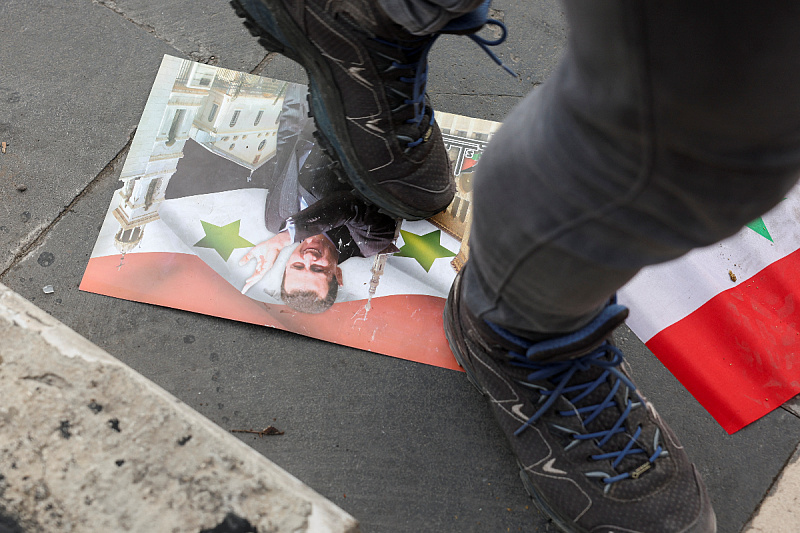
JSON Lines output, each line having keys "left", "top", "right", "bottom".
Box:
{"left": 231, "top": 0, "right": 442, "bottom": 221}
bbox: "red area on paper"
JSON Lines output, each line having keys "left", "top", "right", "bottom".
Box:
{"left": 80, "top": 253, "right": 461, "bottom": 371}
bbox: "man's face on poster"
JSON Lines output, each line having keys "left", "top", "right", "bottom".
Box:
{"left": 283, "top": 234, "right": 343, "bottom": 299}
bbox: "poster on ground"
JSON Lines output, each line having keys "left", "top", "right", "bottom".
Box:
{"left": 80, "top": 55, "right": 499, "bottom": 371}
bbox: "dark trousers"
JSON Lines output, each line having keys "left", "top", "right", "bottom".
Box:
{"left": 385, "top": 0, "right": 800, "bottom": 334}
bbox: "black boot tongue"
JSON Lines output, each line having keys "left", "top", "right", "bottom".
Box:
{"left": 526, "top": 304, "right": 630, "bottom": 363}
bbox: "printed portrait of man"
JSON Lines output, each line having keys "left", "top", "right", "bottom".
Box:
{"left": 239, "top": 85, "right": 398, "bottom": 313}
{"left": 239, "top": 231, "right": 341, "bottom": 313}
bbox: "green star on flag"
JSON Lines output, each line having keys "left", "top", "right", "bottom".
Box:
{"left": 396, "top": 229, "right": 456, "bottom": 272}
{"left": 746, "top": 217, "right": 774, "bottom": 243}
{"left": 193, "top": 220, "right": 254, "bottom": 261}
{"left": 744, "top": 198, "right": 786, "bottom": 242}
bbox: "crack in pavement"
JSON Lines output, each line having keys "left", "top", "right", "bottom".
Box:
{"left": 781, "top": 404, "right": 800, "bottom": 420}
{"left": 0, "top": 2, "right": 276, "bottom": 282}
{"left": 0, "top": 131, "right": 135, "bottom": 281}
{"left": 92, "top": 0, "right": 156, "bottom": 34}
{"left": 91, "top": 0, "right": 220, "bottom": 65}
{"left": 91, "top": 0, "right": 274, "bottom": 73}
{"left": 250, "top": 52, "right": 281, "bottom": 76}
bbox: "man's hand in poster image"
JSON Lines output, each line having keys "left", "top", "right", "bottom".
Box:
{"left": 238, "top": 230, "right": 292, "bottom": 294}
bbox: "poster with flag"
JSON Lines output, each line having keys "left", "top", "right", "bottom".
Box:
{"left": 81, "top": 55, "right": 800, "bottom": 434}
{"left": 619, "top": 192, "right": 800, "bottom": 434}
{"left": 80, "top": 55, "right": 500, "bottom": 371}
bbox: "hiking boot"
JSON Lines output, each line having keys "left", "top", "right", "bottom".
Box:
{"left": 232, "top": 0, "right": 509, "bottom": 220}
{"left": 444, "top": 268, "right": 717, "bottom": 533}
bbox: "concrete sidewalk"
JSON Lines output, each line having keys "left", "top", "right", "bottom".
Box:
{"left": 2, "top": 1, "right": 800, "bottom": 531}
{"left": 0, "top": 283, "right": 359, "bottom": 532}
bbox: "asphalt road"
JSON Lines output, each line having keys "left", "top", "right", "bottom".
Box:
{"left": 2, "top": 1, "right": 799, "bottom": 532}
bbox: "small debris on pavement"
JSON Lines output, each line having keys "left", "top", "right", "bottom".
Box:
{"left": 1, "top": 142, "right": 6, "bottom": 153}
{"left": 42, "top": 285, "right": 54, "bottom": 294}
{"left": 58, "top": 420, "right": 72, "bottom": 439}
{"left": 16, "top": 184, "right": 27, "bottom": 192}
{"left": 230, "top": 426, "right": 284, "bottom": 437}
{"left": 729, "top": 270, "right": 737, "bottom": 282}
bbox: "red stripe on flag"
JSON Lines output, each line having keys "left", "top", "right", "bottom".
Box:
{"left": 646, "top": 248, "right": 800, "bottom": 434}
{"left": 80, "top": 253, "right": 461, "bottom": 371}
{"left": 462, "top": 158, "right": 478, "bottom": 171}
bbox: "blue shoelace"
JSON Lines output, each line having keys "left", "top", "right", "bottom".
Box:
{"left": 492, "top": 324, "right": 667, "bottom": 492}
{"left": 374, "top": 19, "right": 517, "bottom": 150}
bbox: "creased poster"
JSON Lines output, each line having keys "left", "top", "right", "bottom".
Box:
{"left": 80, "top": 55, "right": 500, "bottom": 370}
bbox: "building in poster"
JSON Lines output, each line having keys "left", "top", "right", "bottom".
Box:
{"left": 431, "top": 112, "right": 501, "bottom": 270}
{"left": 113, "top": 57, "right": 287, "bottom": 256}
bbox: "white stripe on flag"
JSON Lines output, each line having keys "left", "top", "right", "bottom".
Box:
{"left": 149, "top": 189, "right": 459, "bottom": 303}
{"left": 620, "top": 185, "right": 800, "bottom": 342}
